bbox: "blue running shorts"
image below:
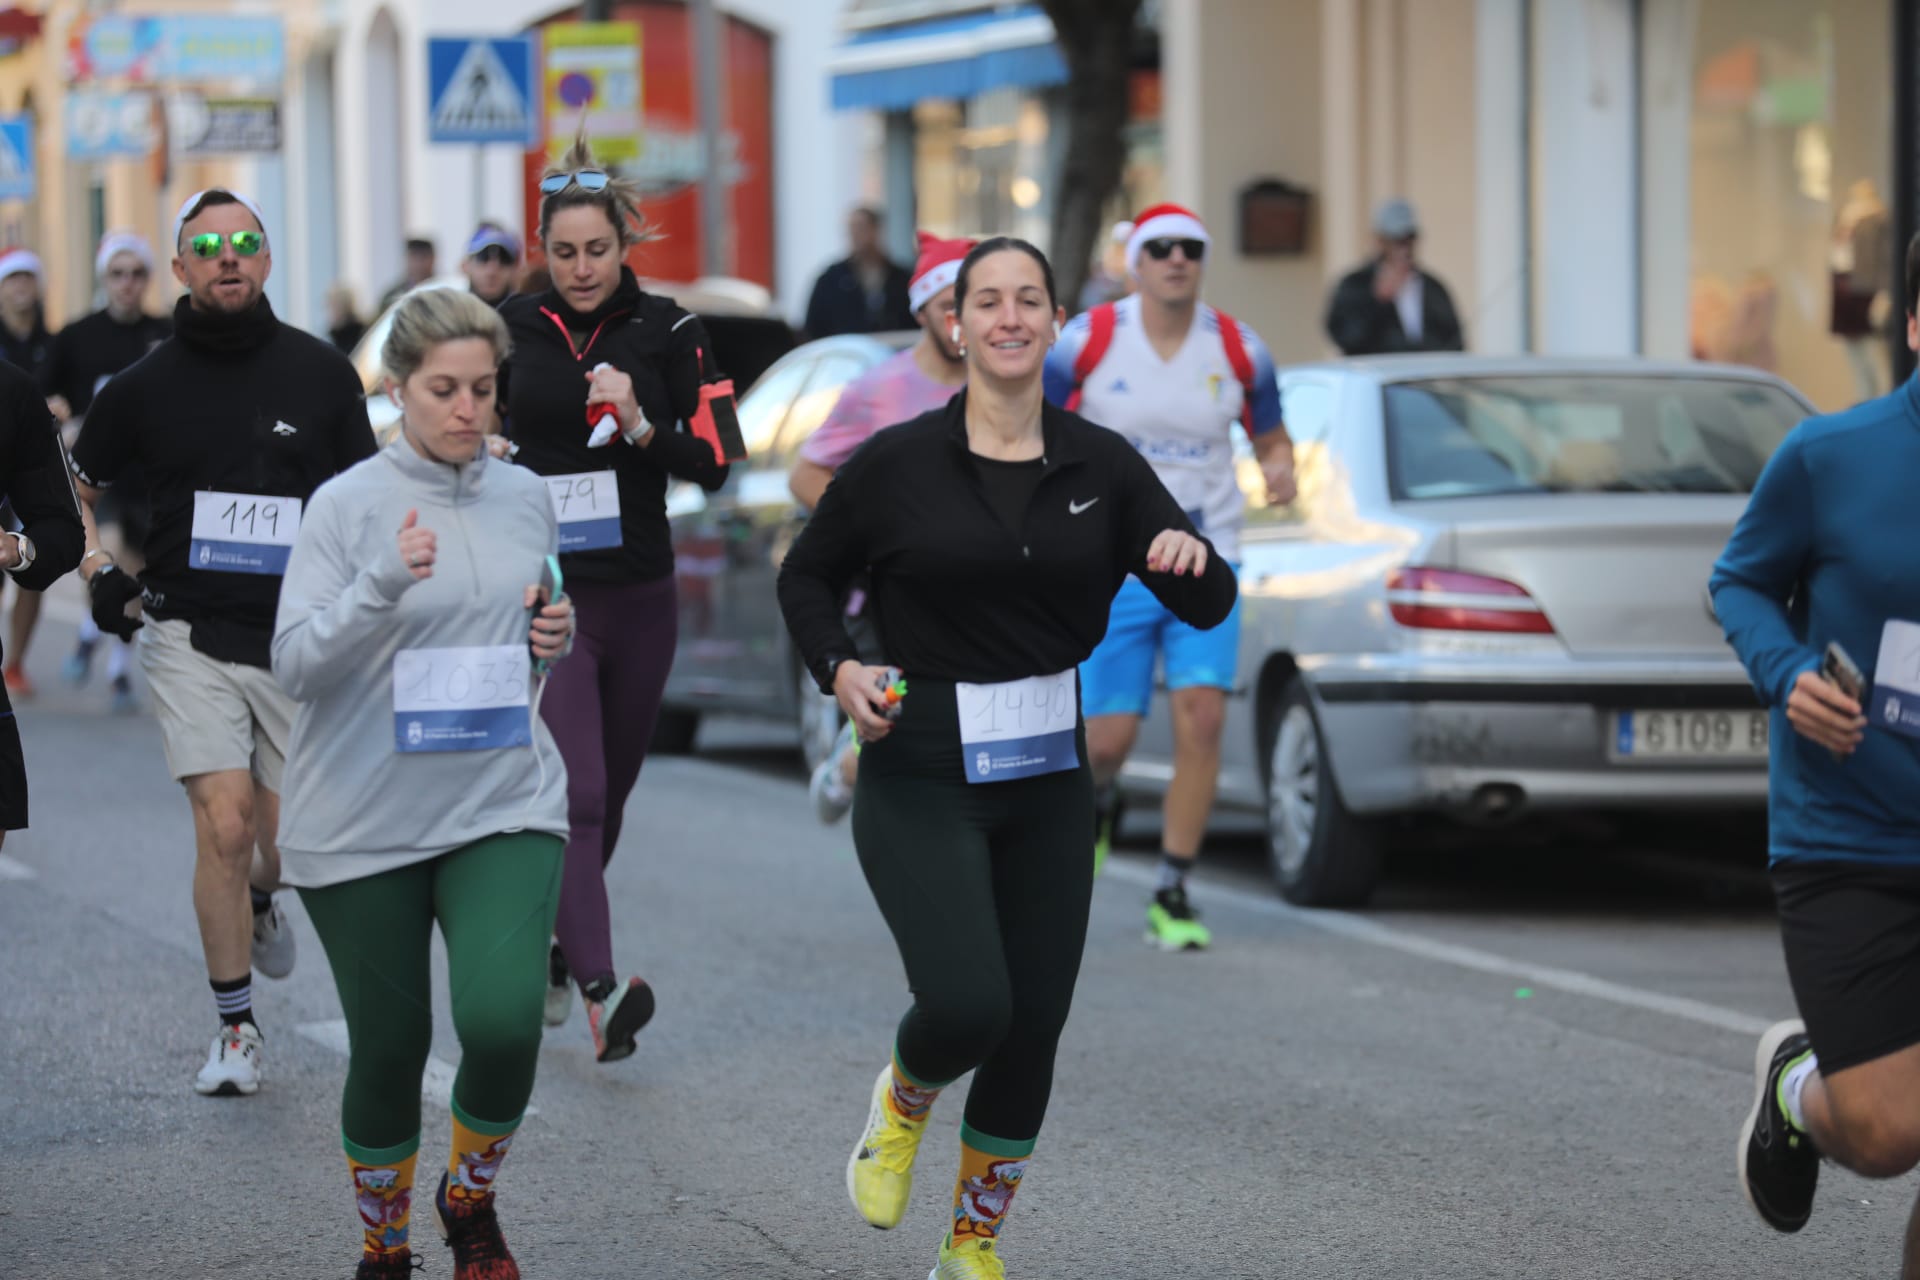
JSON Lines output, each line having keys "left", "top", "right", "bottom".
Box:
{"left": 1080, "top": 571, "right": 1242, "bottom": 719}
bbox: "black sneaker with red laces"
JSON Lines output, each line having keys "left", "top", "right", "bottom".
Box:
{"left": 434, "top": 1171, "right": 520, "bottom": 1280}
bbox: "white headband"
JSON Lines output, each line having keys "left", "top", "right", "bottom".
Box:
{"left": 1125, "top": 211, "right": 1211, "bottom": 275}
{"left": 96, "top": 231, "right": 154, "bottom": 279}
{"left": 909, "top": 260, "right": 962, "bottom": 314}
{"left": 172, "top": 189, "right": 268, "bottom": 251}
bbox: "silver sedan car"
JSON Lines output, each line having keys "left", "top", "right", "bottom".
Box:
{"left": 1120, "top": 356, "right": 1813, "bottom": 906}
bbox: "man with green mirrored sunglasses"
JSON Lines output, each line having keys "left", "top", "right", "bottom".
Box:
{"left": 68, "top": 186, "right": 376, "bottom": 1100}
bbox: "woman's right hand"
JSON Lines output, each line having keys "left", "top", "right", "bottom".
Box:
{"left": 398, "top": 508, "right": 436, "bottom": 583}
{"left": 1787, "top": 668, "right": 1865, "bottom": 756}
{"left": 833, "top": 661, "right": 897, "bottom": 742}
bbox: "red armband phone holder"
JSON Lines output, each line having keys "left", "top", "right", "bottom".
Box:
{"left": 691, "top": 379, "right": 748, "bottom": 465}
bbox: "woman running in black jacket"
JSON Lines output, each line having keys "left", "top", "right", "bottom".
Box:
{"left": 777, "top": 237, "right": 1236, "bottom": 1280}
{"left": 500, "top": 135, "right": 731, "bottom": 1063}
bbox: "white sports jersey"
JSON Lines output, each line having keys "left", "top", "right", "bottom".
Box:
{"left": 1045, "top": 296, "right": 1281, "bottom": 562}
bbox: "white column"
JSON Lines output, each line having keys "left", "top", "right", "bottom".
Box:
{"left": 1320, "top": 0, "right": 1363, "bottom": 278}
{"left": 1161, "top": 0, "right": 1204, "bottom": 208}
{"left": 1473, "top": 0, "right": 1526, "bottom": 353}
{"left": 1638, "top": 0, "right": 1697, "bottom": 360}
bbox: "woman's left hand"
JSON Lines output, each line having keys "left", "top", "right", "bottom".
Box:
{"left": 585, "top": 365, "right": 642, "bottom": 438}
{"left": 1145, "top": 529, "right": 1210, "bottom": 578}
{"left": 524, "top": 585, "right": 574, "bottom": 663}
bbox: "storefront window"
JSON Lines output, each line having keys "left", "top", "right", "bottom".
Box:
{"left": 912, "top": 88, "right": 1054, "bottom": 242}
{"left": 1682, "top": 1, "right": 1892, "bottom": 410}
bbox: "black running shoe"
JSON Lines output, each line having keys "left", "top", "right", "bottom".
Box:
{"left": 1739, "top": 1019, "right": 1820, "bottom": 1232}
{"left": 352, "top": 1249, "right": 422, "bottom": 1277}
{"left": 434, "top": 1172, "right": 519, "bottom": 1280}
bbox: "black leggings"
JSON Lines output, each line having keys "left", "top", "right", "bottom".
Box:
{"left": 852, "top": 678, "right": 1094, "bottom": 1143}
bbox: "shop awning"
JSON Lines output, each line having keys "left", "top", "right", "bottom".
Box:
{"left": 829, "top": 4, "right": 1066, "bottom": 112}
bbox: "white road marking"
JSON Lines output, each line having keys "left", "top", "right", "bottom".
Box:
{"left": 296, "top": 1020, "right": 538, "bottom": 1116}
{"left": 0, "top": 853, "right": 35, "bottom": 880}
{"left": 1103, "top": 861, "right": 1773, "bottom": 1038}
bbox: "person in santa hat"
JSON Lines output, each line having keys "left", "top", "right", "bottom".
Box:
{"left": 790, "top": 230, "right": 976, "bottom": 825}
{"left": 1043, "top": 202, "right": 1296, "bottom": 951}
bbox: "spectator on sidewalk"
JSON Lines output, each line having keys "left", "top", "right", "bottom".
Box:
{"left": 379, "top": 236, "right": 437, "bottom": 313}
{"left": 326, "top": 284, "right": 366, "bottom": 353}
{"left": 804, "top": 206, "right": 914, "bottom": 338}
{"left": 1325, "top": 199, "right": 1465, "bottom": 356}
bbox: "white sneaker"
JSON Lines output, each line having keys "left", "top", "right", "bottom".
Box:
{"left": 194, "top": 1023, "right": 264, "bottom": 1096}
{"left": 810, "top": 723, "right": 858, "bottom": 825}
{"left": 544, "top": 939, "right": 573, "bottom": 1027}
{"left": 251, "top": 896, "right": 296, "bottom": 980}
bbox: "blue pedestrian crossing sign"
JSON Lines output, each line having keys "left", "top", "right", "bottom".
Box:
{"left": 0, "top": 116, "right": 33, "bottom": 202}
{"left": 428, "top": 37, "right": 536, "bottom": 144}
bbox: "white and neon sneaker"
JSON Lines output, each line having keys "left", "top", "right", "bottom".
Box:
{"left": 194, "top": 1023, "right": 264, "bottom": 1097}
{"left": 251, "top": 896, "right": 296, "bottom": 980}
{"left": 930, "top": 1234, "right": 1008, "bottom": 1280}
{"left": 848, "top": 1065, "right": 928, "bottom": 1230}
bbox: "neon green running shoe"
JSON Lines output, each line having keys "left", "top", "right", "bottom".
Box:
{"left": 1146, "top": 886, "right": 1212, "bottom": 951}
{"left": 929, "top": 1233, "right": 1008, "bottom": 1280}
{"left": 847, "top": 1065, "right": 926, "bottom": 1229}
{"left": 1091, "top": 794, "right": 1117, "bottom": 879}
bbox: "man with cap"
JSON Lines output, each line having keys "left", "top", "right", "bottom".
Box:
{"left": 1044, "top": 202, "right": 1295, "bottom": 952}
{"left": 70, "top": 188, "right": 376, "bottom": 1098}
{"left": 44, "top": 231, "right": 172, "bottom": 713}
{"left": 462, "top": 221, "right": 520, "bottom": 309}
{"left": 0, "top": 248, "right": 56, "bottom": 698}
{"left": 1325, "top": 197, "right": 1466, "bottom": 356}
{"left": 790, "top": 230, "right": 974, "bottom": 824}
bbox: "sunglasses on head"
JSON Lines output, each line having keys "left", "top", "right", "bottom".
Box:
{"left": 1143, "top": 238, "right": 1206, "bottom": 263}
{"left": 472, "top": 246, "right": 516, "bottom": 266}
{"left": 539, "top": 169, "right": 611, "bottom": 196}
{"left": 188, "top": 231, "right": 264, "bottom": 259}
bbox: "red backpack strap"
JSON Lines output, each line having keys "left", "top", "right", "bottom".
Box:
{"left": 1065, "top": 302, "right": 1117, "bottom": 413}
{"left": 1214, "top": 309, "right": 1259, "bottom": 438}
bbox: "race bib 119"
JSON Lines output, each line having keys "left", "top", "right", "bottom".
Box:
{"left": 393, "top": 645, "right": 531, "bottom": 753}
{"left": 190, "top": 491, "right": 302, "bottom": 575}
{"left": 545, "top": 471, "right": 621, "bottom": 552}
{"left": 956, "top": 670, "right": 1079, "bottom": 784}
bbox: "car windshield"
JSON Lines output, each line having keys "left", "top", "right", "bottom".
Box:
{"left": 1383, "top": 375, "right": 1805, "bottom": 499}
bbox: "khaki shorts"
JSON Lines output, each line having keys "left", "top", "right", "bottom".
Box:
{"left": 140, "top": 617, "right": 293, "bottom": 790}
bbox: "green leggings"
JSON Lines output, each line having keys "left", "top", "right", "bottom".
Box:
{"left": 300, "top": 833, "right": 564, "bottom": 1158}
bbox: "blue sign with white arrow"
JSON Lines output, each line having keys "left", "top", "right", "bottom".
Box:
{"left": 428, "top": 37, "right": 536, "bottom": 145}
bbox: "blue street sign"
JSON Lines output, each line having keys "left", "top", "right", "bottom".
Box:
{"left": 428, "top": 37, "right": 537, "bottom": 144}
{"left": 0, "top": 117, "right": 34, "bottom": 202}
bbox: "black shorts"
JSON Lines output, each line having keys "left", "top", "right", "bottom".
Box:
{"left": 0, "top": 708, "right": 29, "bottom": 830}
{"left": 1774, "top": 860, "right": 1920, "bottom": 1072}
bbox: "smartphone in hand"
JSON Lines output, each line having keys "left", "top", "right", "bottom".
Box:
{"left": 530, "top": 553, "right": 563, "bottom": 677}
{"left": 1821, "top": 641, "right": 1867, "bottom": 761}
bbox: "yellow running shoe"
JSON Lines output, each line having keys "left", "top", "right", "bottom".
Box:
{"left": 930, "top": 1233, "right": 1008, "bottom": 1279}
{"left": 847, "top": 1064, "right": 926, "bottom": 1229}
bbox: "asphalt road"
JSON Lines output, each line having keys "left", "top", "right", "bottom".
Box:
{"left": 0, "top": 602, "right": 1909, "bottom": 1278}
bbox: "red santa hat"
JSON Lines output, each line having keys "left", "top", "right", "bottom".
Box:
{"left": 1125, "top": 203, "right": 1210, "bottom": 275}
{"left": 909, "top": 231, "right": 978, "bottom": 315}
{"left": 0, "top": 248, "right": 40, "bottom": 283}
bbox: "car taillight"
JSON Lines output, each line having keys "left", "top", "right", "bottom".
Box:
{"left": 1386, "top": 567, "right": 1554, "bottom": 634}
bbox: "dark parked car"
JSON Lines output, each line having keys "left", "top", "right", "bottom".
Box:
{"left": 658, "top": 331, "right": 916, "bottom": 766}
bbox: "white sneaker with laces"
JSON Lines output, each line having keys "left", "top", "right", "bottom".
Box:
{"left": 251, "top": 897, "right": 296, "bottom": 980}
{"left": 810, "top": 723, "right": 858, "bottom": 825}
{"left": 194, "top": 1022, "right": 264, "bottom": 1096}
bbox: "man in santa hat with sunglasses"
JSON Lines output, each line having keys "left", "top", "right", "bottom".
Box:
{"left": 1045, "top": 203, "right": 1295, "bottom": 952}
{"left": 790, "top": 231, "right": 976, "bottom": 825}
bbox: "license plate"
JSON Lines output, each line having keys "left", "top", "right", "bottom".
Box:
{"left": 1612, "top": 710, "right": 1768, "bottom": 761}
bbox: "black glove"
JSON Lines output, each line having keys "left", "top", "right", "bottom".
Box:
{"left": 88, "top": 563, "right": 144, "bottom": 640}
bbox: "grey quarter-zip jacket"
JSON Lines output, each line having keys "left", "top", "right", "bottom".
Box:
{"left": 272, "top": 436, "right": 570, "bottom": 888}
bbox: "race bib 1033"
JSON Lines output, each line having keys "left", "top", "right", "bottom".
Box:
{"left": 393, "top": 644, "right": 532, "bottom": 753}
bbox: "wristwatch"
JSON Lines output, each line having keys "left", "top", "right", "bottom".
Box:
{"left": 6, "top": 531, "right": 35, "bottom": 573}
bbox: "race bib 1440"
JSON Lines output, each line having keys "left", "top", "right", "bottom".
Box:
{"left": 956, "top": 670, "right": 1079, "bottom": 784}
{"left": 393, "top": 645, "right": 531, "bottom": 753}
{"left": 189, "top": 491, "right": 302, "bottom": 575}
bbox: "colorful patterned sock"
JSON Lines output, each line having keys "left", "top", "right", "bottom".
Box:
{"left": 444, "top": 1106, "right": 519, "bottom": 1210}
{"left": 886, "top": 1049, "right": 943, "bottom": 1123}
{"left": 345, "top": 1141, "right": 418, "bottom": 1257}
{"left": 949, "top": 1125, "right": 1036, "bottom": 1247}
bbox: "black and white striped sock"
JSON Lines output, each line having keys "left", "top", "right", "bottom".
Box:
{"left": 210, "top": 975, "right": 255, "bottom": 1029}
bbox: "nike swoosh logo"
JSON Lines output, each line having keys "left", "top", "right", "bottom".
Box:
{"left": 1069, "top": 498, "right": 1100, "bottom": 515}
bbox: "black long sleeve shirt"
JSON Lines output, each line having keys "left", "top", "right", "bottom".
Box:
{"left": 778, "top": 392, "right": 1238, "bottom": 693}
{"left": 43, "top": 308, "right": 172, "bottom": 416}
{"left": 501, "top": 271, "right": 730, "bottom": 585}
{"left": 0, "top": 360, "right": 82, "bottom": 608}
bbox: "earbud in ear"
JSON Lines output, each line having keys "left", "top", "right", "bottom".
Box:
{"left": 950, "top": 328, "right": 962, "bottom": 345}
{"left": 1053, "top": 319, "right": 1062, "bottom": 340}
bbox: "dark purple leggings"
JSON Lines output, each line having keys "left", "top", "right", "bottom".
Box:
{"left": 541, "top": 575, "right": 677, "bottom": 991}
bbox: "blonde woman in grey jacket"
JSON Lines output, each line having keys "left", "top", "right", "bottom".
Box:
{"left": 271, "top": 287, "right": 574, "bottom": 1280}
